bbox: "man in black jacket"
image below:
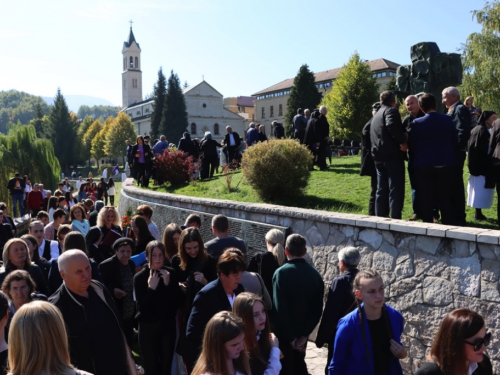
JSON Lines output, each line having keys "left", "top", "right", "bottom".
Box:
{"left": 7, "top": 172, "right": 25, "bottom": 219}
{"left": 224, "top": 126, "right": 241, "bottom": 164}
{"left": 199, "top": 132, "right": 221, "bottom": 179}
{"left": 370, "top": 91, "right": 408, "bottom": 219}
{"left": 49, "top": 250, "right": 136, "bottom": 375}
{"left": 316, "top": 246, "right": 360, "bottom": 375}
{"left": 186, "top": 248, "right": 246, "bottom": 371}
{"left": 442, "top": 86, "right": 472, "bottom": 226}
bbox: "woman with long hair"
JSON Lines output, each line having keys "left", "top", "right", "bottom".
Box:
{"left": 94, "top": 206, "right": 122, "bottom": 264}
{"left": 415, "top": 308, "right": 492, "bottom": 375}
{"left": 171, "top": 228, "right": 217, "bottom": 362}
{"left": 7, "top": 300, "right": 92, "bottom": 375}
{"left": 70, "top": 204, "right": 90, "bottom": 237}
{"left": 162, "top": 223, "right": 182, "bottom": 264}
{"left": 130, "top": 135, "right": 152, "bottom": 187}
{"left": 65, "top": 191, "right": 77, "bottom": 210}
{"left": 233, "top": 292, "right": 281, "bottom": 375}
{"left": 248, "top": 229, "right": 286, "bottom": 302}
{"left": 47, "top": 196, "right": 58, "bottom": 222}
{"left": 0, "top": 239, "right": 48, "bottom": 296}
{"left": 78, "top": 183, "right": 88, "bottom": 203}
{"left": 134, "top": 241, "right": 181, "bottom": 375}
{"left": 192, "top": 311, "right": 251, "bottom": 375}
{"left": 131, "top": 215, "right": 155, "bottom": 256}
{"left": 329, "top": 269, "right": 406, "bottom": 375}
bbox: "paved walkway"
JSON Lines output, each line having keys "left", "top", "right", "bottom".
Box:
{"left": 305, "top": 341, "right": 328, "bottom": 375}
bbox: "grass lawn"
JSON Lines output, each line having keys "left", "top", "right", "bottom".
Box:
{"left": 146, "top": 155, "right": 499, "bottom": 230}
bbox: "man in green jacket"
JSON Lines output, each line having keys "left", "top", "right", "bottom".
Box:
{"left": 272, "top": 234, "right": 324, "bottom": 375}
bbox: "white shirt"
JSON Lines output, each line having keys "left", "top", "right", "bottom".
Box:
{"left": 264, "top": 347, "right": 282, "bottom": 375}
{"left": 227, "top": 293, "right": 236, "bottom": 307}
{"left": 148, "top": 222, "right": 160, "bottom": 240}
{"left": 38, "top": 239, "right": 59, "bottom": 260}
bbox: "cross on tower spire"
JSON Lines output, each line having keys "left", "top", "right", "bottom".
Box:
{"left": 129, "top": 19, "right": 134, "bottom": 29}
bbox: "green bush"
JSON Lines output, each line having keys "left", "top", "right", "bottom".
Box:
{"left": 241, "top": 139, "right": 313, "bottom": 200}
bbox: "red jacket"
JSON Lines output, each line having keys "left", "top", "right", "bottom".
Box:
{"left": 27, "top": 190, "right": 43, "bottom": 210}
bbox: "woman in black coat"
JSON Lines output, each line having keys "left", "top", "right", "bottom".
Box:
{"left": 178, "top": 132, "right": 198, "bottom": 159}
{"left": 98, "top": 237, "right": 136, "bottom": 346}
{"left": 129, "top": 135, "right": 152, "bottom": 187}
{"left": 134, "top": 241, "right": 182, "bottom": 375}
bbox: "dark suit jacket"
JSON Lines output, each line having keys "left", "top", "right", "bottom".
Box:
{"left": 186, "top": 278, "right": 244, "bottom": 368}
{"left": 370, "top": 105, "right": 406, "bottom": 161}
{"left": 271, "top": 258, "right": 324, "bottom": 344}
{"left": 468, "top": 124, "right": 491, "bottom": 176}
{"left": 409, "top": 112, "right": 458, "bottom": 168}
{"left": 490, "top": 119, "right": 500, "bottom": 166}
{"left": 129, "top": 144, "right": 152, "bottom": 167}
{"left": 98, "top": 255, "right": 135, "bottom": 314}
{"left": 224, "top": 132, "right": 241, "bottom": 149}
{"left": 448, "top": 100, "right": 472, "bottom": 152}
{"left": 360, "top": 119, "right": 376, "bottom": 177}
{"left": 315, "top": 268, "right": 358, "bottom": 347}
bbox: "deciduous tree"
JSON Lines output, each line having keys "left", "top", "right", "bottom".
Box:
{"left": 461, "top": 1, "right": 500, "bottom": 113}
{"left": 320, "top": 52, "right": 379, "bottom": 140}
{"left": 83, "top": 120, "right": 102, "bottom": 166}
{"left": 105, "top": 112, "right": 137, "bottom": 164}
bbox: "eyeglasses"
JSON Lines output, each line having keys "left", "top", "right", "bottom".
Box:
{"left": 464, "top": 332, "right": 491, "bottom": 351}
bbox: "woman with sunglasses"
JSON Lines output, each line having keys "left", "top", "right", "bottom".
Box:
{"left": 415, "top": 308, "right": 492, "bottom": 375}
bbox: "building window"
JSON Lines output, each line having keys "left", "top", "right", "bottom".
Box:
{"left": 130, "top": 56, "right": 134, "bottom": 68}
{"left": 203, "top": 103, "right": 207, "bottom": 108}
{"left": 136, "top": 110, "right": 141, "bottom": 116}
{"left": 270, "top": 106, "right": 274, "bottom": 117}
{"left": 123, "top": 58, "right": 126, "bottom": 70}
{"left": 261, "top": 107, "right": 265, "bottom": 119}
{"left": 145, "top": 108, "right": 150, "bottom": 113}
{"left": 191, "top": 123, "right": 197, "bottom": 135}
{"left": 279, "top": 104, "right": 283, "bottom": 116}
{"left": 135, "top": 57, "right": 138, "bottom": 69}
{"left": 132, "top": 79, "right": 137, "bottom": 88}
{"left": 214, "top": 123, "right": 219, "bottom": 135}
{"left": 123, "top": 79, "right": 126, "bottom": 89}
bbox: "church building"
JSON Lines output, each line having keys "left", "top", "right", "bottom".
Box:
{"left": 121, "top": 27, "right": 244, "bottom": 142}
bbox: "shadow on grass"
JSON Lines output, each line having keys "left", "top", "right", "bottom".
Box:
{"left": 323, "top": 167, "right": 360, "bottom": 175}
{"left": 274, "top": 195, "right": 363, "bottom": 212}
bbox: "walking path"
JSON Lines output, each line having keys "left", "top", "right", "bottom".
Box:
{"left": 306, "top": 341, "right": 328, "bottom": 375}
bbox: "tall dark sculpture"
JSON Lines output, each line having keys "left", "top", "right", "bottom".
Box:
{"left": 396, "top": 42, "right": 462, "bottom": 113}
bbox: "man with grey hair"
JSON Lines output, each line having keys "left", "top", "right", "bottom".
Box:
{"left": 442, "top": 86, "right": 471, "bottom": 226}
{"left": 49, "top": 249, "right": 136, "bottom": 375}
{"left": 152, "top": 134, "right": 169, "bottom": 156}
{"left": 224, "top": 126, "right": 241, "bottom": 163}
{"left": 246, "top": 122, "right": 259, "bottom": 147}
{"left": 272, "top": 234, "right": 324, "bottom": 375}
{"left": 316, "top": 246, "right": 360, "bottom": 374}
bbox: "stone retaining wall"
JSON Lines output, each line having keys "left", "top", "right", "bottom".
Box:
{"left": 120, "top": 183, "right": 500, "bottom": 374}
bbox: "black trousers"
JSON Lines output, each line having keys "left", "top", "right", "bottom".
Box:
{"left": 279, "top": 342, "right": 308, "bottom": 375}
{"left": 138, "top": 319, "right": 176, "bottom": 375}
{"left": 374, "top": 158, "right": 405, "bottom": 219}
{"left": 200, "top": 157, "right": 217, "bottom": 179}
{"left": 451, "top": 151, "right": 467, "bottom": 225}
{"left": 135, "top": 162, "right": 146, "bottom": 187}
{"left": 368, "top": 174, "right": 377, "bottom": 216}
{"left": 415, "top": 166, "right": 457, "bottom": 225}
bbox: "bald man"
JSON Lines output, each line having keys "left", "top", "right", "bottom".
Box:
{"left": 49, "top": 250, "right": 136, "bottom": 375}
{"left": 403, "top": 95, "right": 424, "bottom": 221}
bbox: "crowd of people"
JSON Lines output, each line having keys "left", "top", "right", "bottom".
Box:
{"left": 360, "top": 88, "right": 500, "bottom": 227}
{"left": 0, "top": 203, "right": 494, "bottom": 375}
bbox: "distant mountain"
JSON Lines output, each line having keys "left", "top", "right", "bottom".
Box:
{"left": 41, "top": 95, "right": 119, "bottom": 112}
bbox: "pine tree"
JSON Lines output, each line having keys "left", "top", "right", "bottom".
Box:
{"left": 160, "top": 71, "right": 189, "bottom": 145}
{"left": 150, "top": 67, "right": 167, "bottom": 140}
{"left": 462, "top": 1, "right": 500, "bottom": 113}
{"left": 285, "top": 64, "right": 323, "bottom": 136}
{"left": 31, "top": 102, "right": 45, "bottom": 138}
{"left": 46, "top": 89, "right": 76, "bottom": 171}
{"left": 105, "top": 112, "right": 137, "bottom": 165}
{"left": 321, "top": 52, "right": 380, "bottom": 140}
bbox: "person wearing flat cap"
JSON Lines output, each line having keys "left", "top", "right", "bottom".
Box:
{"left": 467, "top": 110, "right": 497, "bottom": 220}
{"left": 97, "top": 237, "right": 136, "bottom": 345}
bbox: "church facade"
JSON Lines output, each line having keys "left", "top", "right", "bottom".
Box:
{"left": 121, "top": 28, "right": 244, "bottom": 142}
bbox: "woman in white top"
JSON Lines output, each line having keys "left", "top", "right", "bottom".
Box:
{"left": 191, "top": 311, "right": 251, "bottom": 375}
{"left": 233, "top": 292, "right": 282, "bottom": 375}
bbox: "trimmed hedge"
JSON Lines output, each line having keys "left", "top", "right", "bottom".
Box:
{"left": 241, "top": 139, "right": 313, "bottom": 200}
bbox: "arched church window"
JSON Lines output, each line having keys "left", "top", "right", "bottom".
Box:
{"left": 191, "top": 123, "right": 197, "bottom": 135}
{"left": 214, "top": 123, "right": 219, "bottom": 135}
{"left": 135, "top": 57, "right": 138, "bottom": 69}
{"left": 130, "top": 56, "right": 134, "bottom": 68}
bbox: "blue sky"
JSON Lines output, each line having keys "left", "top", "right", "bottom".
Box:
{"left": 0, "top": 0, "right": 486, "bottom": 107}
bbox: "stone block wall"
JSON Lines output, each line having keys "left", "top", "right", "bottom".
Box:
{"left": 120, "top": 183, "right": 500, "bottom": 374}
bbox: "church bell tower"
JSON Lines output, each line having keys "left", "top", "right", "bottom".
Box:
{"left": 122, "top": 23, "right": 143, "bottom": 109}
